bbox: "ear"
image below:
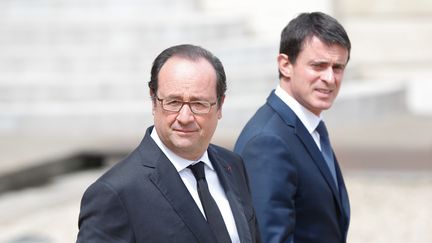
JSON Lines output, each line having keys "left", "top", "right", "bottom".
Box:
{"left": 217, "top": 95, "right": 225, "bottom": 119}
{"left": 149, "top": 89, "right": 156, "bottom": 114}
{"left": 277, "top": 54, "right": 293, "bottom": 79}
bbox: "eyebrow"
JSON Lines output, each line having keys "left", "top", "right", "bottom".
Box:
{"left": 162, "top": 94, "right": 213, "bottom": 101}
{"left": 310, "top": 60, "right": 346, "bottom": 68}
{"left": 332, "top": 63, "right": 346, "bottom": 69}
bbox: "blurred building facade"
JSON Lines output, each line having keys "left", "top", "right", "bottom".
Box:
{"left": 1, "top": 1, "right": 432, "bottom": 243}
{"left": 0, "top": 0, "right": 431, "bottom": 174}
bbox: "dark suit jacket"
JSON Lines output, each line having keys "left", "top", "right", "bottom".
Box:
{"left": 77, "top": 126, "right": 260, "bottom": 243}
{"left": 234, "top": 91, "right": 350, "bottom": 243}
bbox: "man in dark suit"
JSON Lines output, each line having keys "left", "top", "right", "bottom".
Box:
{"left": 234, "top": 12, "right": 351, "bottom": 243}
{"left": 77, "top": 44, "right": 260, "bottom": 243}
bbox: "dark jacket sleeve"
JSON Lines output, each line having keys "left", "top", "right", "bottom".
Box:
{"left": 77, "top": 180, "right": 135, "bottom": 243}
{"left": 236, "top": 134, "right": 296, "bottom": 243}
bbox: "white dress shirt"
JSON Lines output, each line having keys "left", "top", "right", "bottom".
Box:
{"left": 151, "top": 129, "right": 240, "bottom": 243}
{"left": 275, "top": 85, "right": 324, "bottom": 150}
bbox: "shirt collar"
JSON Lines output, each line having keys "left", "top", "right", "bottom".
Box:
{"left": 275, "top": 85, "right": 322, "bottom": 133}
{"left": 150, "top": 128, "right": 214, "bottom": 172}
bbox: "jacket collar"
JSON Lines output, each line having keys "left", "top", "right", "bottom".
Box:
{"left": 140, "top": 126, "right": 251, "bottom": 242}
{"left": 137, "top": 127, "right": 217, "bottom": 242}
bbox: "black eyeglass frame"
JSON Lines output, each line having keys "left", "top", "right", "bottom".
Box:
{"left": 154, "top": 95, "right": 217, "bottom": 114}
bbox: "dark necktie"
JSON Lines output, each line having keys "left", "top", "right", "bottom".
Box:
{"left": 189, "top": 162, "right": 232, "bottom": 243}
{"left": 316, "top": 121, "right": 338, "bottom": 188}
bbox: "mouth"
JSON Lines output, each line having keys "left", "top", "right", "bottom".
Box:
{"left": 316, "top": 88, "right": 332, "bottom": 94}
{"left": 173, "top": 128, "right": 198, "bottom": 135}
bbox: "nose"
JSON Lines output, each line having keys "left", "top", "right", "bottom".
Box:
{"left": 176, "top": 103, "right": 195, "bottom": 124}
{"left": 321, "top": 67, "right": 335, "bottom": 83}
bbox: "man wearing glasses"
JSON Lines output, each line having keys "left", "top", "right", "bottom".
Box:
{"left": 77, "top": 44, "right": 260, "bottom": 243}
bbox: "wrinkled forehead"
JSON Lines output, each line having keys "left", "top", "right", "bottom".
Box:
{"left": 157, "top": 57, "right": 218, "bottom": 99}
{"left": 303, "top": 35, "right": 349, "bottom": 55}
{"left": 301, "top": 36, "right": 349, "bottom": 62}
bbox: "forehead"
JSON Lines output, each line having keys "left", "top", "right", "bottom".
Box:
{"left": 300, "top": 36, "right": 349, "bottom": 64}
{"left": 157, "top": 56, "right": 217, "bottom": 98}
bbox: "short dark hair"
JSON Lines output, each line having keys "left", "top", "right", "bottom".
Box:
{"left": 279, "top": 12, "right": 351, "bottom": 76}
{"left": 148, "top": 44, "right": 226, "bottom": 106}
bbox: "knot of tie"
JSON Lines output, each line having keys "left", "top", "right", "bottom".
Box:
{"left": 316, "top": 120, "right": 329, "bottom": 138}
{"left": 189, "top": 162, "right": 206, "bottom": 181}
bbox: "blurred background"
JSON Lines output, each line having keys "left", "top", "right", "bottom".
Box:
{"left": 0, "top": 0, "right": 431, "bottom": 242}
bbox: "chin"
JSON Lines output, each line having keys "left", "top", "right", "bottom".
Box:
{"left": 173, "top": 138, "right": 194, "bottom": 148}
{"left": 321, "top": 106, "right": 333, "bottom": 113}
{"left": 316, "top": 99, "right": 334, "bottom": 109}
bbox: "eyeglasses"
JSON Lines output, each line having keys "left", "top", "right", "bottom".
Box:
{"left": 154, "top": 95, "right": 217, "bottom": 114}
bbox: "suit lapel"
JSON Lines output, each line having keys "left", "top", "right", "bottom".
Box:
{"left": 294, "top": 119, "right": 342, "bottom": 200}
{"left": 140, "top": 128, "right": 217, "bottom": 243}
{"left": 267, "top": 92, "right": 345, "bottom": 215}
{"left": 208, "top": 147, "right": 252, "bottom": 243}
{"left": 149, "top": 159, "right": 217, "bottom": 243}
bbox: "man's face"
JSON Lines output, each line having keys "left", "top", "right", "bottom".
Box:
{"left": 279, "top": 36, "right": 349, "bottom": 116}
{"left": 152, "top": 56, "right": 223, "bottom": 161}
